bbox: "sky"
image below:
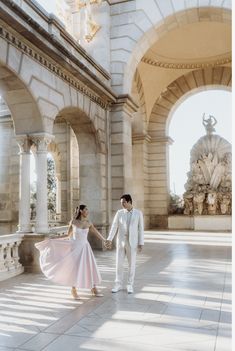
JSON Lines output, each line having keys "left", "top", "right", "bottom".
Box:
{"left": 36, "top": 0, "right": 58, "bottom": 13}
{"left": 169, "top": 89, "right": 232, "bottom": 196}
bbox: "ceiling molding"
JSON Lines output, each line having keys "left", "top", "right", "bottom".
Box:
{"left": 141, "top": 55, "right": 231, "bottom": 70}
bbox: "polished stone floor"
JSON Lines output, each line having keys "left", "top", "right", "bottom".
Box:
{"left": 0, "top": 231, "right": 231, "bottom": 351}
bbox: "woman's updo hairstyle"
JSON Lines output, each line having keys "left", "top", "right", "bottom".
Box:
{"left": 74, "top": 204, "right": 87, "bottom": 220}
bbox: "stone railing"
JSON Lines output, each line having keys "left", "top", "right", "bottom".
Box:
{"left": 0, "top": 233, "right": 24, "bottom": 281}
{"left": 49, "top": 225, "right": 69, "bottom": 237}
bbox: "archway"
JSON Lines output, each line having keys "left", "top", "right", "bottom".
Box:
{"left": 168, "top": 89, "right": 231, "bottom": 215}
{"left": 53, "top": 106, "right": 107, "bottom": 245}
{"left": 0, "top": 64, "right": 44, "bottom": 134}
{"left": 146, "top": 68, "right": 231, "bottom": 228}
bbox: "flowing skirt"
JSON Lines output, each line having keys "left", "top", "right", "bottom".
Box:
{"left": 35, "top": 238, "right": 101, "bottom": 288}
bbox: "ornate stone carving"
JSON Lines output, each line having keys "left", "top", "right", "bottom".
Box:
{"left": 142, "top": 55, "right": 231, "bottom": 69}
{"left": 183, "top": 115, "right": 232, "bottom": 215}
{"left": 16, "top": 135, "right": 32, "bottom": 154}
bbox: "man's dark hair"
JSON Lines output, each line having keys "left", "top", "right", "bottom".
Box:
{"left": 120, "top": 194, "right": 132, "bottom": 204}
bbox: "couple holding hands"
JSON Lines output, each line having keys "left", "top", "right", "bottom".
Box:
{"left": 35, "top": 194, "right": 144, "bottom": 299}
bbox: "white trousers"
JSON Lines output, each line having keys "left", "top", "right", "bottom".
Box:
{"left": 115, "top": 236, "right": 137, "bottom": 286}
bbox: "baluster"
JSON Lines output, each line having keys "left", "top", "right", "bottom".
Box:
{"left": 0, "top": 245, "right": 7, "bottom": 272}
{"left": 5, "top": 243, "right": 15, "bottom": 271}
{"left": 12, "top": 241, "right": 22, "bottom": 268}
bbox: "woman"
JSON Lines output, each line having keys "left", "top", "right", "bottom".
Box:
{"left": 35, "top": 205, "right": 106, "bottom": 299}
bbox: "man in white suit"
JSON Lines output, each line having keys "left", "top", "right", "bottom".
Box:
{"left": 106, "top": 194, "right": 144, "bottom": 294}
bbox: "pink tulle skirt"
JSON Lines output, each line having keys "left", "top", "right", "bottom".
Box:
{"left": 35, "top": 237, "right": 101, "bottom": 288}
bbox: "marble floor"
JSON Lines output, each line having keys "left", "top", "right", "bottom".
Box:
{"left": 0, "top": 231, "right": 232, "bottom": 351}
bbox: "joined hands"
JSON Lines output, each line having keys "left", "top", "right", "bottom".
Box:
{"left": 104, "top": 240, "right": 112, "bottom": 249}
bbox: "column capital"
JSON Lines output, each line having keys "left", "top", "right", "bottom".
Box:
{"left": 30, "top": 133, "right": 54, "bottom": 153}
{"left": 15, "top": 135, "right": 32, "bottom": 154}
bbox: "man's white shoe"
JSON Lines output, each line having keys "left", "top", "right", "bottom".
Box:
{"left": 111, "top": 285, "right": 122, "bottom": 293}
{"left": 127, "top": 285, "right": 133, "bottom": 294}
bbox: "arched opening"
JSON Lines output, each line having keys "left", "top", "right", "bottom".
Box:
{"left": 0, "top": 64, "right": 44, "bottom": 134}
{"left": 29, "top": 152, "right": 58, "bottom": 223}
{"left": 53, "top": 106, "right": 106, "bottom": 246}
{"left": 168, "top": 89, "right": 232, "bottom": 215}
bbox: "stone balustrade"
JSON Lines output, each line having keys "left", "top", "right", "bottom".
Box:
{"left": 0, "top": 234, "right": 24, "bottom": 281}
{"left": 49, "top": 225, "right": 69, "bottom": 237}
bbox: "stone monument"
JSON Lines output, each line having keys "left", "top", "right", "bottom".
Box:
{"left": 183, "top": 114, "right": 232, "bottom": 216}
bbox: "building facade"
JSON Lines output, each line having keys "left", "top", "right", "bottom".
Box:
{"left": 0, "top": 0, "right": 231, "bottom": 241}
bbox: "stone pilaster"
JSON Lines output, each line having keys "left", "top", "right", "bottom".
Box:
{"left": 16, "top": 136, "right": 32, "bottom": 233}
{"left": 31, "top": 133, "right": 54, "bottom": 234}
{"left": 132, "top": 133, "right": 151, "bottom": 227}
{"left": 110, "top": 95, "right": 138, "bottom": 213}
{"left": 147, "top": 136, "right": 173, "bottom": 229}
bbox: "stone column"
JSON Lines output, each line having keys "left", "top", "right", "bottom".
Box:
{"left": 110, "top": 95, "right": 138, "bottom": 214}
{"left": 16, "top": 136, "right": 32, "bottom": 233}
{"left": 147, "top": 136, "right": 173, "bottom": 229}
{"left": 56, "top": 173, "right": 61, "bottom": 218}
{"left": 31, "top": 134, "right": 53, "bottom": 234}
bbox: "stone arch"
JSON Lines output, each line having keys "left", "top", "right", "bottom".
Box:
{"left": 148, "top": 67, "right": 231, "bottom": 138}
{"left": 0, "top": 64, "right": 44, "bottom": 134}
{"left": 146, "top": 66, "right": 231, "bottom": 228}
{"left": 132, "top": 70, "right": 147, "bottom": 135}
{"left": 110, "top": 3, "right": 231, "bottom": 94}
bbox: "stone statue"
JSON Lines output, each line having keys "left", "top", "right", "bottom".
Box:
{"left": 193, "top": 192, "right": 205, "bottom": 215}
{"left": 218, "top": 193, "right": 231, "bottom": 215}
{"left": 202, "top": 114, "right": 217, "bottom": 135}
{"left": 207, "top": 192, "right": 217, "bottom": 215}
{"left": 183, "top": 193, "right": 194, "bottom": 215}
{"left": 183, "top": 115, "right": 232, "bottom": 216}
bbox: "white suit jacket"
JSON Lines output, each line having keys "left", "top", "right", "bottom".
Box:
{"left": 107, "top": 209, "right": 144, "bottom": 249}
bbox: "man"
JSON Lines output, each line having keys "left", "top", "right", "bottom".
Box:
{"left": 106, "top": 194, "right": 144, "bottom": 294}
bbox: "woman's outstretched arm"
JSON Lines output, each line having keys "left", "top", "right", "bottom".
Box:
{"left": 89, "top": 224, "right": 106, "bottom": 242}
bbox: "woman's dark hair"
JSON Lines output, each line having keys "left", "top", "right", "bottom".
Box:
{"left": 75, "top": 204, "right": 87, "bottom": 220}
{"left": 120, "top": 194, "right": 132, "bottom": 204}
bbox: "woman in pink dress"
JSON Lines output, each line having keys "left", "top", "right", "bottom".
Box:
{"left": 35, "top": 205, "right": 106, "bottom": 299}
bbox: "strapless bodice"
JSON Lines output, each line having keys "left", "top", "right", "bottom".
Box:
{"left": 72, "top": 226, "right": 89, "bottom": 241}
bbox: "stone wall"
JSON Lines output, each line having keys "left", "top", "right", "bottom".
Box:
{"left": 0, "top": 118, "right": 19, "bottom": 234}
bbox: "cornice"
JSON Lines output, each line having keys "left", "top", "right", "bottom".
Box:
{"left": 113, "top": 94, "right": 139, "bottom": 114}
{"left": 142, "top": 55, "right": 232, "bottom": 69}
{"left": 132, "top": 133, "right": 151, "bottom": 143}
{"left": 150, "top": 136, "right": 174, "bottom": 144}
{"left": 0, "top": 24, "right": 115, "bottom": 109}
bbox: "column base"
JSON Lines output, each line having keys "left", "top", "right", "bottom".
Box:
{"left": 17, "top": 226, "right": 33, "bottom": 233}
